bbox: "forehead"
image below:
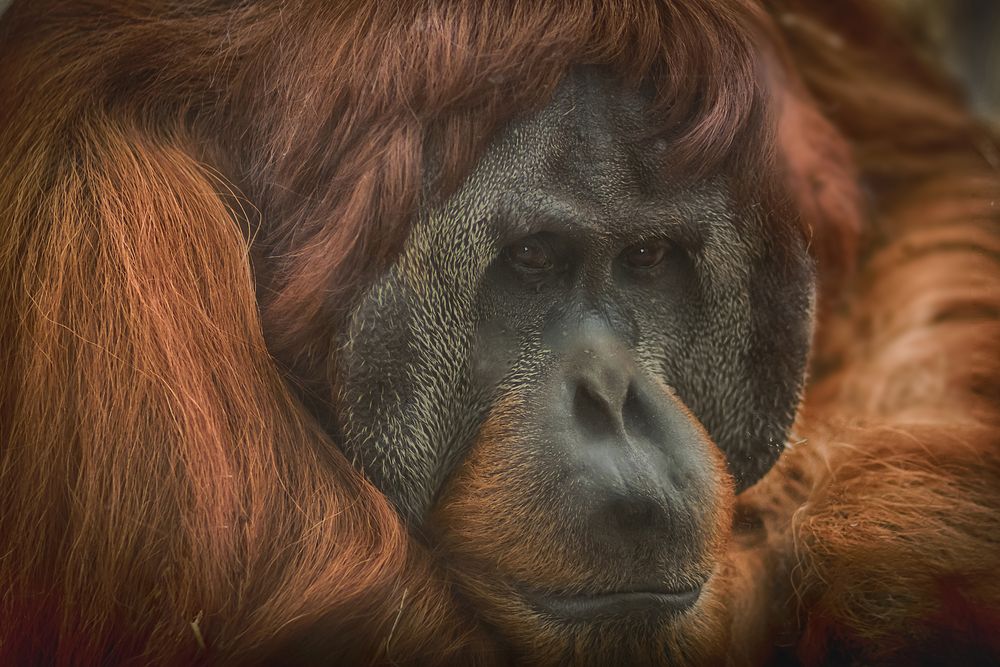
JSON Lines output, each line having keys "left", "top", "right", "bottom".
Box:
{"left": 493, "top": 68, "right": 658, "bottom": 196}
{"left": 452, "top": 68, "right": 726, "bottom": 245}
{"left": 413, "top": 68, "right": 736, "bottom": 268}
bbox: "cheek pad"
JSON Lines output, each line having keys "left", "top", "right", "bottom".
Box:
{"left": 336, "top": 201, "right": 499, "bottom": 522}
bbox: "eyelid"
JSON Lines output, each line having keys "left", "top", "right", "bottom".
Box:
{"left": 621, "top": 238, "right": 671, "bottom": 270}
{"left": 506, "top": 235, "right": 551, "bottom": 268}
{"left": 502, "top": 232, "right": 570, "bottom": 278}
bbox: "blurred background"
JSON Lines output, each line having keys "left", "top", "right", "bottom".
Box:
{"left": 885, "top": 0, "right": 1000, "bottom": 124}
{"left": 0, "top": 0, "right": 996, "bottom": 124}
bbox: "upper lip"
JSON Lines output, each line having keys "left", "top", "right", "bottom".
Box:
{"left": 529, "top": 584, "right": 704, "bottom": 621}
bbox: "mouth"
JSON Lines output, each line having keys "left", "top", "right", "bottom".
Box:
{"left": 530, "top": 584, "right": 703, "bottom": 621}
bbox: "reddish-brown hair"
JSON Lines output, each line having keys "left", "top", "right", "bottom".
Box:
{"left": 0, "top": 0, "right": 997, "bottom": 664}
{"left": 736, "top": 0, "right": 1000, "bottom": 662}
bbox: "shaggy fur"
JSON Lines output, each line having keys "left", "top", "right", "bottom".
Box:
{"left": 0, "top": 0, "right": 997, "bottom": 665}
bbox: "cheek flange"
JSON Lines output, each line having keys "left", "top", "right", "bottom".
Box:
{"left": 334, "top": 212, "right": 496, "bottom": 522}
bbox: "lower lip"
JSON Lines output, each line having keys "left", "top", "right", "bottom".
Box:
{"left": 532, "top": 587, "right": 703, "bottom": 621}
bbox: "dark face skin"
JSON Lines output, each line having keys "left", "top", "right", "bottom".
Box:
{"left": 334, "top": 68, "right": 814, "bottom": 649}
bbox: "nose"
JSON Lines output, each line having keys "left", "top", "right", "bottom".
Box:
{"left": 569, "top": 336, "right": 650, "bottom": 444}
{"left": 555, "top": 324, "right": 715, "bottom": 546}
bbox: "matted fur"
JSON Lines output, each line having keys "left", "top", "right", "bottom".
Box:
{"left": 0, "top": 1, "right": 997, "bottom": 666}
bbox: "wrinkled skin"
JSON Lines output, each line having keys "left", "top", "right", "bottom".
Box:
{"left": 335, "top": 68, "right": 815, "bottom": 661}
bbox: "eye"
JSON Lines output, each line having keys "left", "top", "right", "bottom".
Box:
{"left": 621, "top": 240, "right": 670, "bottom": 270}
{"left": 505, "top": 235, "right": 554, "bottom": 273}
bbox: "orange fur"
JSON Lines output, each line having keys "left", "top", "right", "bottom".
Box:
{"left": 0, "top": 0, "right": 997, "bottom": 665}
{"left": 433, "top": 391, "right": 735, "bottom": 665}
{"left": 733, "top": 2, "right": 1000, "bottom": 663}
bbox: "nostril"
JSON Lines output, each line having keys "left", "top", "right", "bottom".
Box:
{"left": 622, "top": 382, "right": 655, "bottom": 441}
{"left": 573, "top": 382, "right": 616, "bottom": 438}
